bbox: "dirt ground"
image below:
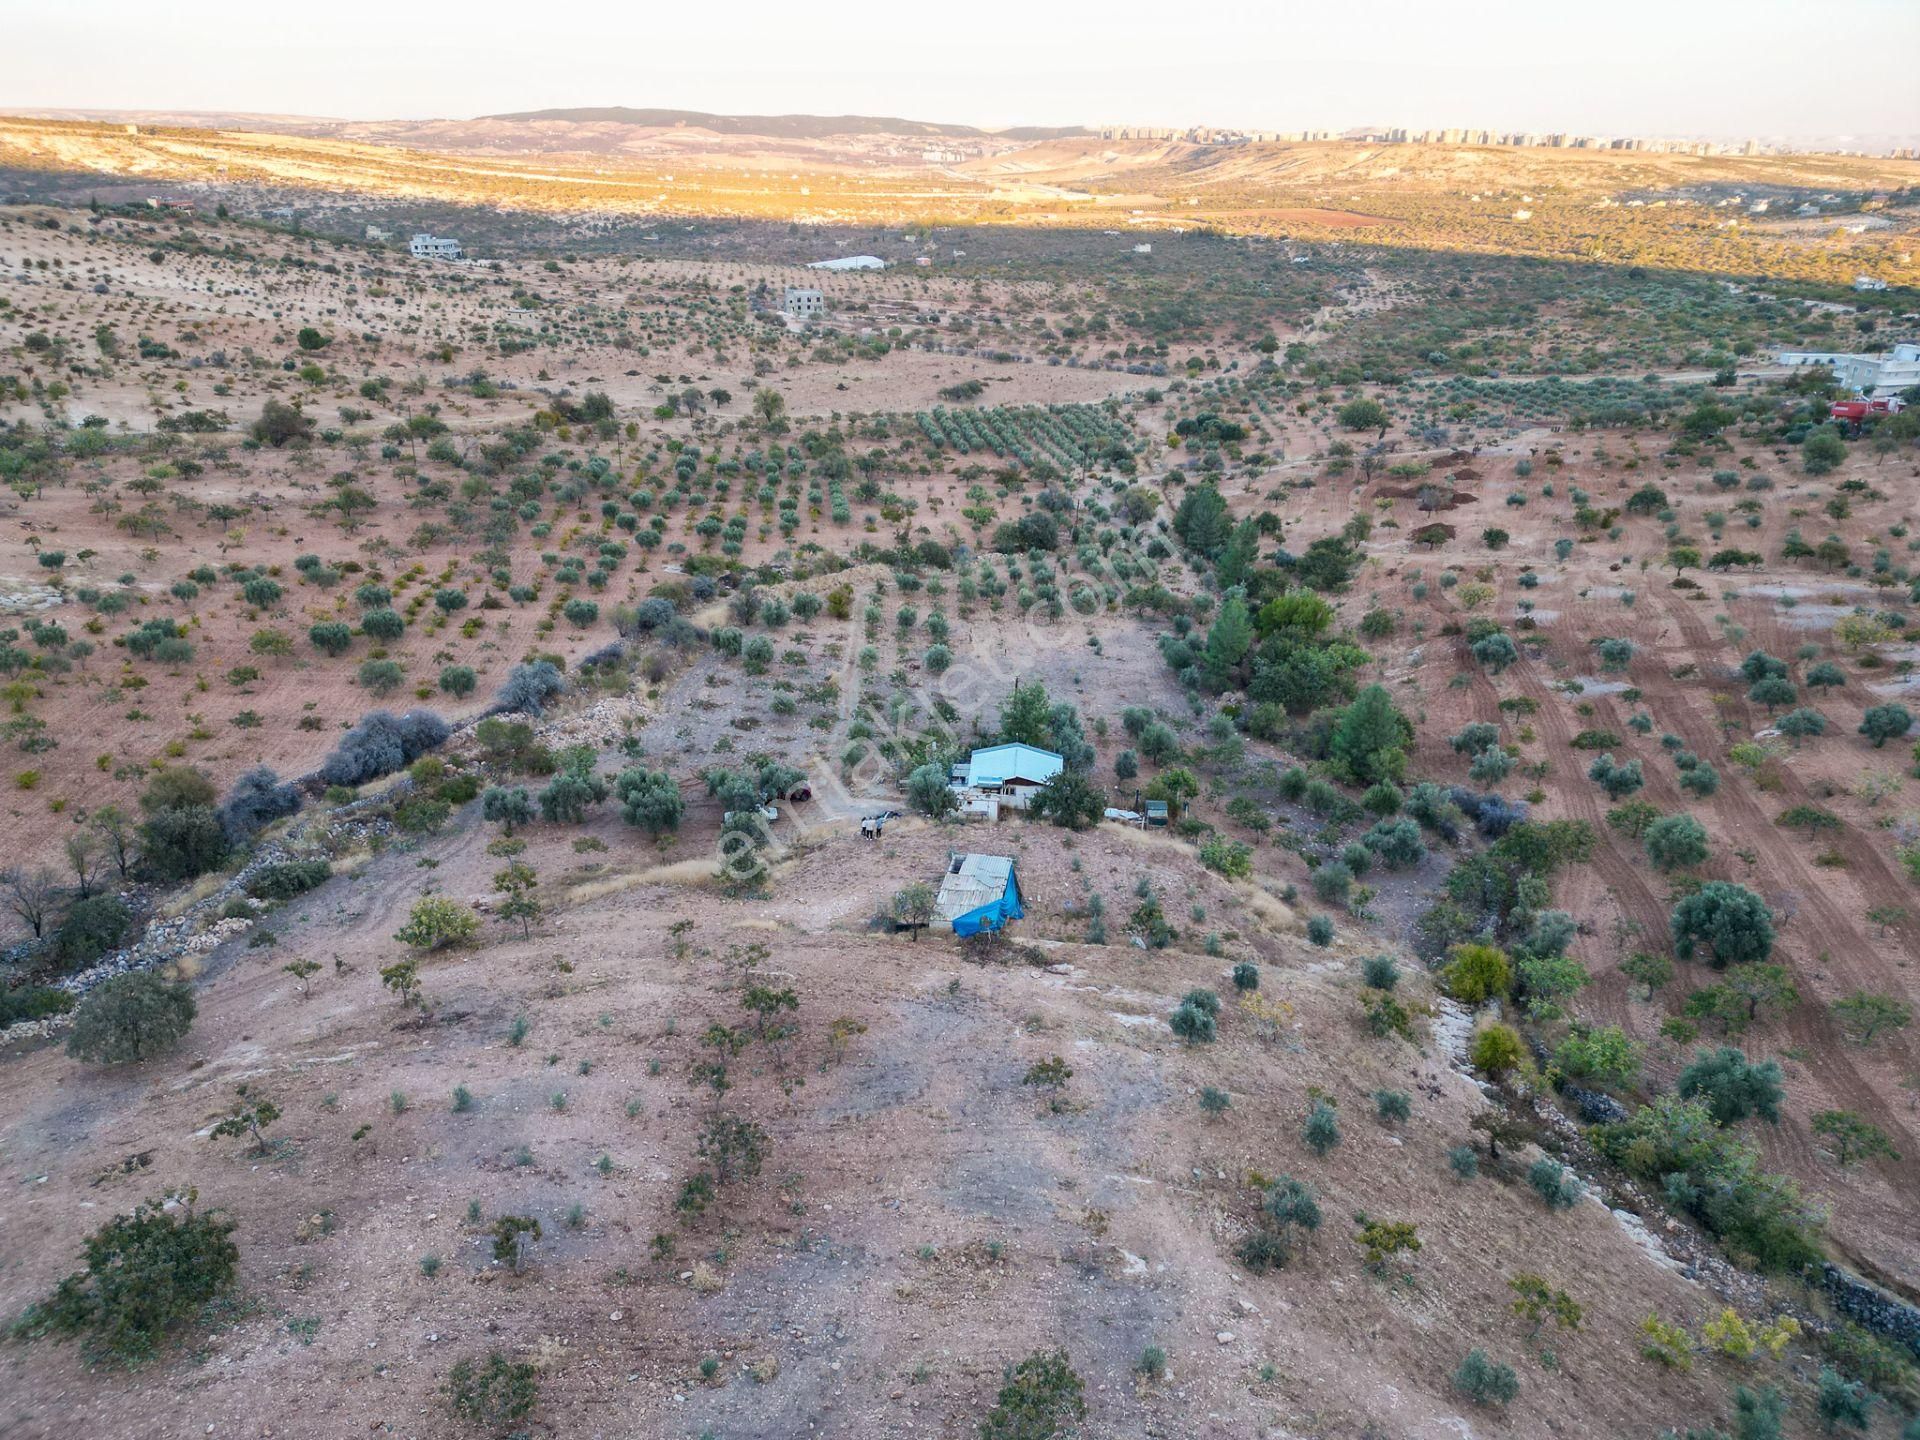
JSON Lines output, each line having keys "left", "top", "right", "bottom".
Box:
{"left": 0, "top": 811, "right": 1766, "bottom": 1440}
{"left": 3, "top": 191, "right": 1919, "bottom": 1440}
{"left": 0, "top": 205, "right": 1166, "bottom": 866}
{"left": 1336, "top": 462, "right": 1920, "bottom": 1297}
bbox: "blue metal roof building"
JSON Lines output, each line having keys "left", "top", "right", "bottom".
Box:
{"left": 963, "top": 743, "right": 1064, "bottom": 790}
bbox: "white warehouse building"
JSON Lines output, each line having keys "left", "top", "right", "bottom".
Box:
{"left": 807, "top": 255, "right": 885, "bottom": 271}
{"left": 1775, "top": 342, "right": 1920, "bottom": 398}
{"left": 409, "top": 233, "right": 462, "bottom": 261}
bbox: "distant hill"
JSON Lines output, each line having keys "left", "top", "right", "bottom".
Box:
{"left": 480, "top": 107, "right": 1088, "bottom": 142}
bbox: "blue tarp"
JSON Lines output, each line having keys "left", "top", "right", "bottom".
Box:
{"left": 951, "top": 865, "right": 1024, "bottom": 937}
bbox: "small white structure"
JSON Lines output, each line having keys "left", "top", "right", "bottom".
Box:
{"left": 783, "top": 286, "right": 824, "bottom": 318}
{"left": 1133, "top": 243, "right": 1153, "bottom": 254}
{"left": 365, "top": 224, "right": 392, "bottom": 243}
{"left": 808, "top": 255, "right": 886, "bottom": 271}
{"left": 1853, "top": 275, "right": 1889, "bottom": 292}
{"left": 409, "top": 233, "right": 462, "bottom": 261}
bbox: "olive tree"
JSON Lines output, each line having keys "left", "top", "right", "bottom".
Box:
{"left": 1677, "top": 1046, "right": 1785, "bottom": 1125}
{"left": 1859, "top": 703, "right": 1913, "bottom": 748}
{"left": 1644, "top": 814, "right": 1709, "bottom": 872}
{"left": 1671, "top": 882, "right": 1774, "bottom": 969}
{"left": 66, "top": 973, "right": 196, "bottom": 1064}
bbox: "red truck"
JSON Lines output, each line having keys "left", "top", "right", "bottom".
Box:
{"left": 1829, "top": 395, "right": 1906, "bottom": 422}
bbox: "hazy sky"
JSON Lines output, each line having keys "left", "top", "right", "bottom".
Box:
{"left": 12, "top": 0, "right": 1919, "bottom": 140}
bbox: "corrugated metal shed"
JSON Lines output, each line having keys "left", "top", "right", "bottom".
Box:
{"left": 933, "top": 854, "right": 1024, "bottom": 935}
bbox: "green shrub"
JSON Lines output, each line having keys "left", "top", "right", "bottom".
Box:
{"left": 1361, "top": 954, "right": 1399, "bottom": 990}
{"left": 139, "top": 804, "right": 227, "bottom": 881}
{"left": 1594, "top": 1097, "right": 1823, "bottom": 1272}
{"left": 245, "top": 859, "right": 331, "bottom": 901}
{"left": 18, "top": 1192, "right": 237, "bottom": 1363}
{"left": 445, "top": 1351, "right": 539, "bottom": 1432}
{"left": 1199, "top": 835, "right": 1252, "bottom": 878}
{"left": 1818, "top": 1322, "right": 1919, "bottom": 1408}
{"left": 980, "top": 1348, "right": 1086, "bottom": 1440}
{"left": 439, "top": 773, "right": 481, "bottom": 805}
{"left": 1361, "top": 817, "right": 1426, "bottom": 869}
{"left": 1361, "top": 781, "right": 1402, "bottom": 816}
{"left": 1310, "top": 860, "right": 1352, "bottom": 905}
{"left": 394, "top": 795, "right": 452, "bottom": 835}
{"left": 1640, "top": 1314, "right": 1694, "bottom": 1371}
{"left": 1451, "top": 1349, "right": 1519, "bottom": 1406}
{"left": 1552, "top": 1023, "right": 1640, "bottom": 1089}
{"left": 55, "top": 895, "right": 134, "bottom": 966}
{"left": 394, "top": 896, "right": 479, "bottom": 950}
{"left": 1442, "top": 943, "right": 1511, "bottom": 1004}
{"left": 1469, "top": 1023, "right": 1525, "bottom": 1079}
{"left": 0, "top": 984, "right": 75, "bottom": 1027}
{"left": 1816, "top": 1367, "right": 1871, "bottom": 1432}
{"left": 1169, "top": 1001, "right": 1216, "bottom": 1045}
{"left": 1303, "top": 1100, "right": 1341, "bottom": 1156}
{"left": 1361, "top": 989, "right": 1413, "bottom": 1041}
{"left": 1527, "top": 1157, "right": 1584, "bottom": 1210}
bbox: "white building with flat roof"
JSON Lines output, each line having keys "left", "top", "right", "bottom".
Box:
{"left": 783, "top": 286, "right": 824, "bottom": 318}
{"left": 1776, "top": 342, "right": 1920, "bottom": 397}
{"left": 409, "top": 233, "right": 462, "bottom": 261}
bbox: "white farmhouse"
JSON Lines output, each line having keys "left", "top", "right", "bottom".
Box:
{"left": 1775, "top": 342, "right": 1920, "bottom": 397}
{"left": 783, "top": 286, "right": 824, "bottom": 318}
{"left": 948, "top": 743, "right": 1064, "bottom": 818}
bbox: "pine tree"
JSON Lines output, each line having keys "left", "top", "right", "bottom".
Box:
{"left": 1202, "top": 596, "right": 1253, "bottom": 690}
